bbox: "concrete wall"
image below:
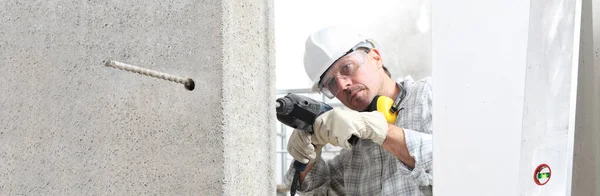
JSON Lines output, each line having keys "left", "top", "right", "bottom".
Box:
{"left": 0, "top": 0, "right": 275, "bottom": 195}
{"left": 571, "top": 0, "right": 600, "bottom": 195}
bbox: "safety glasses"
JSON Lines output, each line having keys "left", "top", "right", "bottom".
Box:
{"left": 317, "top": 47, "right": 370, "bottom": 99}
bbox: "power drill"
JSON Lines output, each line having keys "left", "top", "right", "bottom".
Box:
{"left": 275, "top": 93, "right": 359, "bottom": 196}
{"left": 275, "top": 93, "right": 401, "bottom": 196}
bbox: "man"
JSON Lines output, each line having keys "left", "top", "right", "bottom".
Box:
{"left": 284, "top": 26, "right": 433, "bottom": 195}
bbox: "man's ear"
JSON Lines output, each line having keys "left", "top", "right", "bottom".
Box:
{"left": 370, "top": 48, "right": 383, "bottom": 68}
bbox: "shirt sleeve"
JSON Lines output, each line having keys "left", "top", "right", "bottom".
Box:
{"left": 396, "top": 78, "right": 433, "bottom": 186}
{"left": 284, "top": 149, "right": 350, "bottom": 194}
{"left": 397, "top": 128, "right": 433, "bottom": 186}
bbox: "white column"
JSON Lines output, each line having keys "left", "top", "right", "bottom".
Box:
{"left": 432, "top": 0, "right": 582, "bottom": 195}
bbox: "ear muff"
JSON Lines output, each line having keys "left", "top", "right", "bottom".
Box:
{"left": 366, "top": 95, "right": 398, "bottom": 124}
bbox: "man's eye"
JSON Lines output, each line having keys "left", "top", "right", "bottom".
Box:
{"left": 327, "top": 79, "right": 337, "bottom": 88}
{"left": 340, "top": 64, "right": 352, "bottom": 75}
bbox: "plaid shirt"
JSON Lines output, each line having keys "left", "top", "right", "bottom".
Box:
{"left": 285, "top": 76, "right": 433, "bottom": 196}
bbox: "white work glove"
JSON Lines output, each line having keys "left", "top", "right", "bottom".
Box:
{"left": 287, "top": 129, "right": 324, "bottom": 164}
{"left": 312, "top": 108, "right": 389, "bottom": 149}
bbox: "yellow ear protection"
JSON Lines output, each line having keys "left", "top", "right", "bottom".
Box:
{"left": 367, "top": 95, "right": 397, "bottom": 123}
{"left": 365, "top": 82, "right": 407, "bottom": 124}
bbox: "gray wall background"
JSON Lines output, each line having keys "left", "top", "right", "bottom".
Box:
{"left": 0, "top": 0, "right": 275, "bottom": 195}
{"left": 572, "top": 0, "right": 600, "bottom": 195}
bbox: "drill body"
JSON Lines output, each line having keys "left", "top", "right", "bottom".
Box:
{"left": 276, "top": 93, "right": 360, "bottom": 196}
{"left": 275, "top": 93, "right": 397, "bottom": 196}
{"left": 275, "top": 93, "right": 396, "bottom": 149}
{"left": 275, "top": 93, "right": 332, "bottom": 134}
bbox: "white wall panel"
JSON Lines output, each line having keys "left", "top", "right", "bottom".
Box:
{"left": 432, "top": 0, "right": 582, "bottom": 195}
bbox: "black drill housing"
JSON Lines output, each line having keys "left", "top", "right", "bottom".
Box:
{"left": 275, "top": 93, "right": 359, "bottom": 145}
{"left": 275, "top": 93, "right": 332, "bottom": 134}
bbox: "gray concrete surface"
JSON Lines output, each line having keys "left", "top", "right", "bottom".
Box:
{"left": 572, "top": 0, "right": 600, "bottom": 195}
{"left": 0, "top": 0, "right": 275, "bottom": 195}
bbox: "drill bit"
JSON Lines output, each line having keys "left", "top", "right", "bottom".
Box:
{"left": 104, "top": 59, "right": 195, "bottom": 91}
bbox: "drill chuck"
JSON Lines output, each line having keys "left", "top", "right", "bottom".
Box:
{"left": 275, "top": 94, "right": 332, "bottom": 134}
{"left": 275, "top": 96, "right": 294, "bottom": 115}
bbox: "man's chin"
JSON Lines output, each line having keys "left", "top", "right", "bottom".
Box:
{"left": 348, "top": 98, "right": 370, "bottom": 111}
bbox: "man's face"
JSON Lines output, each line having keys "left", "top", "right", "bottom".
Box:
{"left": 320, "top": 49, "right": 383, "bottom": 111}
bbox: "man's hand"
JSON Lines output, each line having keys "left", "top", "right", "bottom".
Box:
{"left": 287, "top": 129, "right": 320, "bottom": 164}
{"left": 312, "top": 108, "right": 389, "bottom": 149}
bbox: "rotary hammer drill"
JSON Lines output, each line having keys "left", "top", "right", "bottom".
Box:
{"left": 275, "top": 93, "right": 398, "bottom": 196}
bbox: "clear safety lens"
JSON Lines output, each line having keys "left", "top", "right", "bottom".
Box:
{"left": 319, "top": 88, "right": 336, "bottom": 99}
{"left": 318, "top": 52, "right": 365, "bottom": 99}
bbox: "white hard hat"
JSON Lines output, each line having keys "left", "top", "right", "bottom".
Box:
{"left": 303, "top": 26, "right": 372, "bottom": 91}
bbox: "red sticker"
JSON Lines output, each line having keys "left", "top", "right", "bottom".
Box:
{"left": 534, "top": 164, "right": 551, "bottom": 186}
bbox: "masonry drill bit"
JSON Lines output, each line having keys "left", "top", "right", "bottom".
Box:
{"left": 104, "top": 60, "right": 195, "bottom": 91}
